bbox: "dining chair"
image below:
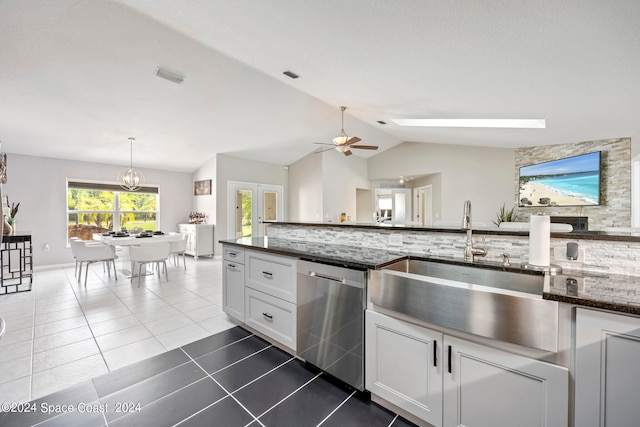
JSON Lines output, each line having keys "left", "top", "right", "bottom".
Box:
{"left": 69, "top": 237, "right": 81, "bottom": 278}
{"left": 70, "top": 240, "right": 118, "bottom": 286}
{"left": 169, "top": 233, "right": 188, "bottom": 270}
{"left": 128, "top": 242, "right": 170, "bottom": 286}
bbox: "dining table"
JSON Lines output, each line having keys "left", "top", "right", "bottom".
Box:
{"left": 93, "top": 232, "right": 185, "bottom": 277}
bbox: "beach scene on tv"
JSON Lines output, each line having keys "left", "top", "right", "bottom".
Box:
{"left": 519, "top": 151, "right": 601, "bottom": 207}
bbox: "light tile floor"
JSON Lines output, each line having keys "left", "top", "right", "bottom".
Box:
{"left": 0, "top": 256, "right": 235, "bottom": 404}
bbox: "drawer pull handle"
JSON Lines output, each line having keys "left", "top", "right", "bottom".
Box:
{"left": 309, "top": 271, "right": 346, "bottom": 284}
{"left": 229, "top": 252, "right": 237, "bottom": 257}
{"left": 227, "top": 264, "right": 236, "bottom": 271}
{"left": 262, "top": 271, "right": 274, "bottom": 278}
{"left": 262, "top": 312, "right": 273, "bottom": 320}
{"left": 448, "top": 345, "right": 452, "bottom": 374}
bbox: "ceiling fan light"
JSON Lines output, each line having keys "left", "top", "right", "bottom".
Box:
{"left": 332, "top": 134, "right": 349, "bottom": 146}
{"left": 335, "top": 145, "right": 350, "bottom": 153}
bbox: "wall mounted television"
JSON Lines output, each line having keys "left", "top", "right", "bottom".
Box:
{"left": 518, "top": 151, "right": 601, "bottom": 207}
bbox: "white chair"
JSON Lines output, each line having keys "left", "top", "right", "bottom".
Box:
{"left": 69, "top": 237, "right": 82, "bottom": 278}
{"left": 129, "top": 242, "right": 170, "bottom": 286}
{"left": 169, "top": 234, "right": 188, "bottom": 270}
{"left": 70, "top": 240, "right": 118, "bottom": 286}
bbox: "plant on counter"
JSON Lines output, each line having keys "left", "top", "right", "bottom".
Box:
{"left": 492, "top": 203, "right": 514, "bottom": 227}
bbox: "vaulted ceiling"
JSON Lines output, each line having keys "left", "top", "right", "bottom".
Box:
{"left": 2, "top": 0, "right": 639, "bottom": 172}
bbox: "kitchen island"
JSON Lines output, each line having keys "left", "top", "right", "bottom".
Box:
{"left": 221, "top": 221, "right": 640, "bottom": 427}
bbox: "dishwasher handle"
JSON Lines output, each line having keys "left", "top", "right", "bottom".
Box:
{"left": 309, "top": 271, "right": 346, "bottom": 284}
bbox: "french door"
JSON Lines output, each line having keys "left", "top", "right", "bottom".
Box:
{"left": 227, "top": 181, "right": 283, "bottom": 239}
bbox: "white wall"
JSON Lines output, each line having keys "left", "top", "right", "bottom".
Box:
{"left": 4, "top": 153, "right": 192, "bottom": 267}
{"left": 288, "top": 152, "right": 323, "bottom": 221}
{"left": 367, "top": 142, "right": 515, "bottom": 226}
{"left": 193, "top": 154, "right": 217, "bottom": 226}
{"left": 321, "top": 150, "right": 370, "bottom": 222}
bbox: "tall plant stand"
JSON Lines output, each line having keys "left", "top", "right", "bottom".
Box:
{"left": 0, "top": 233, "right": 33, "bottom": 295}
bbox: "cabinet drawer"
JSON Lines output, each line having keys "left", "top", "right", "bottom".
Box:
{"left": 245, "top": 288, "right": 296, "bottom": 350}
{"left": 246, "top": 251, "right": 296, "bottom": 303}
{"left": 223, "top": 247, "right": 245, "bottom": 263}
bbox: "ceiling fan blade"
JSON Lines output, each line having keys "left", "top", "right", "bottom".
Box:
{"left": 346, "top": 136, "right": 361, "bottom": 145}
{"left": 313, "top": 142, "right": 335, "bottom": 146}
{"left": 350, "top": 145, "right": 378, "bottom": 150}
{"left": 343, "top": 149, "right": 352, "bottom": 156}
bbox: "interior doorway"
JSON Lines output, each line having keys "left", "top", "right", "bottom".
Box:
{"left": 414, "top": 185, "right": 433, "bottom": 226}
{"left": 227, "top": 181, "right": 283, "bottom": 239}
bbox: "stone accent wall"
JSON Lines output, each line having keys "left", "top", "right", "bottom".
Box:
{"left": 513, "top": 138, "right": 631, "bottom": 229}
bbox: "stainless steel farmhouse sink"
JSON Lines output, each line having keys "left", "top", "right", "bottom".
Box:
{"left": 370, "top": 258, "right": 559, "bottom": 352}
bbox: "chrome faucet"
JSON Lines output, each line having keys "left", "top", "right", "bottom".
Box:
{"left": 462, "top": 200, "right": 488, "bottom": 261}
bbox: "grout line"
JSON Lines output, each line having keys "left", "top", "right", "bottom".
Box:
{"left": 229, "top": 357, "right": 295, "bottom": 395}
{"left": 316, "top": 389, "right": 357, "bottom": 426}
{"left": 254, "top": 371, "right": 323, "bottom": 420}
{"left": 177, "top": 346, "right": 264, "bottom": 427}
{"left": 28, "top": 282, "right": 37, "bottom": 402}
{"left": 206, "top": 343, "right": 274, "bottom": 376}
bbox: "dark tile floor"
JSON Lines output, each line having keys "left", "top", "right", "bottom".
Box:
{"left": 0, "top": 326, "right": 417, "bottom": 427}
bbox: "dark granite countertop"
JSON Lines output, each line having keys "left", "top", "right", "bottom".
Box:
{"left": 546, "top": 271, "right": 640, "bottom": 315}
{"left": 220, "top": 237, "right": 400, "bottom": 270}
{"left": 221, "top": 237, "right": 640, "bottom": 316}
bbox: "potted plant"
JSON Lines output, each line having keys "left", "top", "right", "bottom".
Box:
{"left": 6, "top": 200, "right": 19, "bottom": 234}
{"left": 492, "top": 203, "right": 515, "bottom": 227}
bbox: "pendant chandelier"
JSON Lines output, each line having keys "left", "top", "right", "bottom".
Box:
{"left": 118, "top": 137, "right": 144, "bottom": 191}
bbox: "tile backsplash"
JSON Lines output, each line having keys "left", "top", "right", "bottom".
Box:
{"left": 268, "top": 224, "right": 640, "bottom": 276}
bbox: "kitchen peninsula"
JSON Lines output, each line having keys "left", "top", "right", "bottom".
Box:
{"left": 222, "top": 221, "right": 640, "bottom": 427}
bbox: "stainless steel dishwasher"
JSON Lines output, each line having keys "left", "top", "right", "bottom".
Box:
{"left": 297, "top": 260, "right": 367, "bottom": 390}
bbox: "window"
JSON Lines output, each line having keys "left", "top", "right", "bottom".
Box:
{"left": 67, "top": 180, "right": 159, "bottom": 241}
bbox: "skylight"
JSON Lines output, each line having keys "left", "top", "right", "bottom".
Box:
{"left": 390, "top": 119, "right": 546, "bottom": 129}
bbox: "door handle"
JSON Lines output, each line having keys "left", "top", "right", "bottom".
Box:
{"left": 448, "top": 345, "right": 452, "bottom": 374}
{"left": 433, "top": 340, "right": 437, "bottom": 367}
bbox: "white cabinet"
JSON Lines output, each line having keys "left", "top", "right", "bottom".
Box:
{"left": 222, "top": 246, "right": 245, "bottom": 322}
{"left": 221, "top": 247, "right": 297, "bottom": 351}
{"left": 245, "top": 287, "right": 296, "bottom": 350}
{"left": 366, "top": 310, "right": 443, "bottom": 426}
{"left": 245, "top": 250, "right": 296, "bottom": 303}
{"left": 244, "top": 250, "right": 297, "bottom": 350}
{"left": 177, "top": 224, "right": 214, "bottom": 259}
{"left": 366, "top": 310, "right": 569, "bottom": 427}
{"left": 575, "top": 308, "right": 640, "bottom": 427}
{"left": 443, "top": 335, "right": 568, "bottom": 427}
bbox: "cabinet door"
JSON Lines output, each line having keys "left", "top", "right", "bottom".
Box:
{"left": 222, "top": 260, "right": 245, "bottom": 321}
{"left": 365, "top": 310, "right": 443, "bottom": 426}
{"left": 443, "top": 335, "right": 568, "bottom": 427}
{"left": 575, "top": 308, "right": 640, "bottom": 427}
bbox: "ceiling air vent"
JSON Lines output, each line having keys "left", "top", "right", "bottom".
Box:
{"left": 155, "top": 67, "right": 185, "bottom": 84}
{"left": 283, "top": 70, "right": 300, "bottom": 79}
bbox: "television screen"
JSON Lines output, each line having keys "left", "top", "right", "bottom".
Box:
{"left": 519, "top": 151, "right": 601, "bottom": 207}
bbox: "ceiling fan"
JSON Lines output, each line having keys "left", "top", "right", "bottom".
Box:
{"left": 314, "top": 106, "right": 378, "bottom": 156}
